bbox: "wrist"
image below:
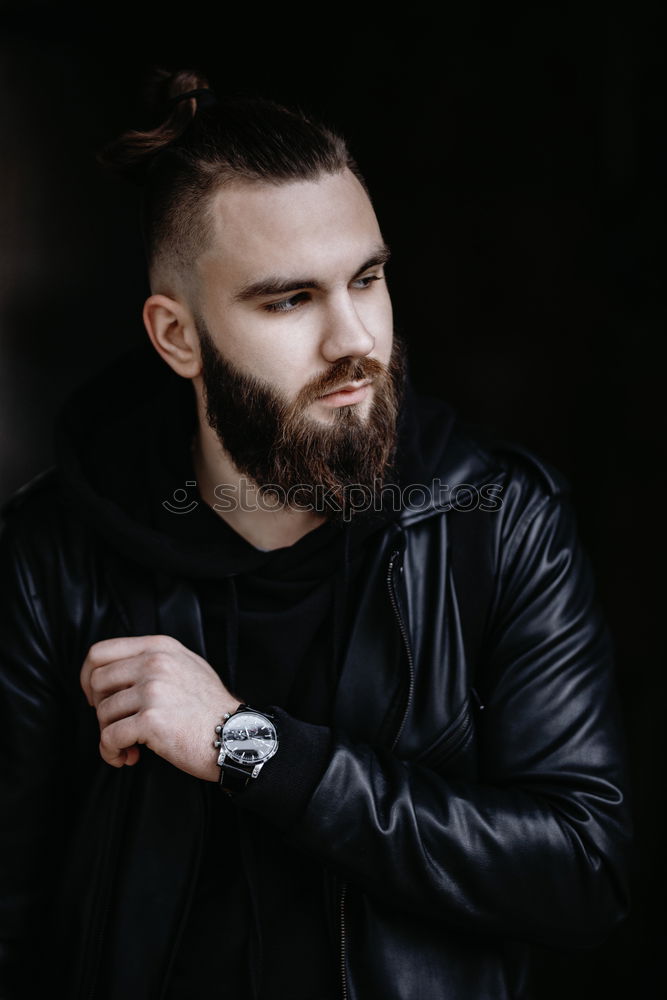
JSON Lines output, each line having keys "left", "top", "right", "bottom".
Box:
{"left": 231, "top": 706, "right": 333, "bottom": 829}
{"left": 214, "top": 704, "right": 279, "bottom": 796}
{"left": 203, "top": 698, "right": 243, "bottom": 782}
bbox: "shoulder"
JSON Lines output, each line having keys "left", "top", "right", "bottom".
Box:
{"left": 1, "top": 466, "right": 58, "bottom": 521}
{"left": 415, "top": 412, "right": 598, "bottom": 634}
{"left": 0, "top": 466, "right": 94, "bottom": 583}
{"left": 2, "top": 465, "right": 67, "bottom": 535}
{"left": 0, "top": 468, "right": 118, "bottom": 673}
{"left": 404, "top": 391, "right": 584, "bottom": 589}
{"left": 456, "top": 419, "right": 572, "bottom": 528}
{"left": 408, "top": 387, "right": 572, "bottom": 520}
{"left": 447, "top": 418, "right": 570, "bottom": 499}
{"left": 450, "top": 418, "right": 576, "bottom": 552}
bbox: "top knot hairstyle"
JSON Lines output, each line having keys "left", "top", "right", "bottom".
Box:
{"left": 98, "top": 67, "right": 369, "bottom": 292}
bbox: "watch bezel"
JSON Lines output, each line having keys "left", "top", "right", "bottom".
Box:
{"left": 219, "top": 709, "right": 278, "bottom": 767}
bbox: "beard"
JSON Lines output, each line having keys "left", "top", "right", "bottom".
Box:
{"left": 195, "top": 315, "right": 408, "bottom": 525}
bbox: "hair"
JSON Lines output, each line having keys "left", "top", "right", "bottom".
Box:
{"left": 98, "top": 67, "right": 369, "bottom": 293}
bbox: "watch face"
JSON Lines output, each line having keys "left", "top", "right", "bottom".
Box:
{"left": 222, "top": 712, "right": 278, "bottom": 764}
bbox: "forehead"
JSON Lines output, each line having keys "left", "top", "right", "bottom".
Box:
{"left": 197, "top": 168, "right": 382, "bottom": 289}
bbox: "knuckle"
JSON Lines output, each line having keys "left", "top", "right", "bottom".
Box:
{"left": 99, "top": 727, "right": 113, "bottom": 752}
{"left": 89, "top": 670, "right": 104, "bottom": 692}
{"left": 143, "top": 678, "right": 162, "bottom": 700}
{"left": 141, "top": 705, "right": 158, "bottom": 725}
{"left": 96, "top": 694, "right": 114, "bottom": 725}
{"left": 149, "top": 634, "right": 179, "bottom": 652}
{"left": 160, "top": 634, "right": 180, "bottom": 650}
{"left": 88, "top": 640, "right": 107, "bottom": 662}
{"left": 140, "top": 706, "right": 160, "bottom": 738}
{"left": 145, "top": 651, "right": 168, "bottom": 672}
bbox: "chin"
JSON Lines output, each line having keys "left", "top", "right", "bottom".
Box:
{"left": 313, "top": 404, "right": 370, "bottom": 428}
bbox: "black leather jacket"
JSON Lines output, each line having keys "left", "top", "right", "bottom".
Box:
{"left": 0, "top": 349, "right": 633, "bottom": 1000}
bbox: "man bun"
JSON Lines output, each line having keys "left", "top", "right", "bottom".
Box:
{"left": 97, "top": 67, "right": 214, "bottom": 182}
{"left": 97, "top": 67, "right": 367, "bottom": 284}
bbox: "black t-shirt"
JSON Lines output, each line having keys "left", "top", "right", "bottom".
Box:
{"left": 161, "top": 493, "right": 378, "bottom": 999}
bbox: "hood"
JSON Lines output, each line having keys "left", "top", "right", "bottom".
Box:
{"left": 53, "top": 339, "right": 458, "bottom": 582}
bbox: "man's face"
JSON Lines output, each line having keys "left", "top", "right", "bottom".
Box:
{"left": 192, "top": 168, "right": 405, "bottom": 522}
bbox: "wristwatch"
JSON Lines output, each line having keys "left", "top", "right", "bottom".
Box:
{"left": 214, "top": 703, "right": 279, "bottom": 797}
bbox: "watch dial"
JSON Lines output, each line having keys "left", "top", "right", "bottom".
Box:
{"left": 223, "top": 712, "right": 278, "bottom": 764}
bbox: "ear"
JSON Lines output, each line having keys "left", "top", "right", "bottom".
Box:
{"left": 142, "top": 294, "right": 202, "bottom": 378}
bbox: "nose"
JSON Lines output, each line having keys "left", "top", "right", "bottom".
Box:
{"left": 319, "top": 289, "right": 376, "bottom": 364}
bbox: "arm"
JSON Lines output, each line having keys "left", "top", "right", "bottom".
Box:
{"left": 235, "top": 489, "right": 634, "bottom": 949}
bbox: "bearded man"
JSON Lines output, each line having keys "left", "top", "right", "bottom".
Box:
{"left": 0, "top": 69, "right": 632, "bottom": 1000}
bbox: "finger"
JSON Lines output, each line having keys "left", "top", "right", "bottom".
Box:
{"left": 99, "top": 715, "right": 143, "bottom": 768}
{"left": 87, "top": 656, "right": 142, "bottom": 709}
{"left": 104, "top": 744, "right": 141, "bottom": 767}
{"left": 81, "top": 634, "right": 181, "bottom": 704}
{"left": 99, "top": 743, "right": 141, "bottom": 768}
{"left": 96, "top": 685, "right": 142, "bottom": 728}
{"left": 124, "top": 746, "right": 141, "bottom": 766}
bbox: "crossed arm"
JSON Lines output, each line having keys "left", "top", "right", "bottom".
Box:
{"left": 236, "top": 493, "right": 634, "bottom": 947}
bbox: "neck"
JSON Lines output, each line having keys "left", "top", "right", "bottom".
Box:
{"left": 191, "top": 414, "right": 328, "bottom": 552}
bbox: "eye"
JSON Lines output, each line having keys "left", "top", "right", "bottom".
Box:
{"left": 352, "top": 274, "right": 384, "bottom": 290}
{"left": 263, "top": 292, "right": 310, "bottom": 314}
{"left": 262, "top": 273, "right": 384, "bottom": 314}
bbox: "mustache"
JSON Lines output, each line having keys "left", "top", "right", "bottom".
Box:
{"left": 288, "top": 355, "right": 392, "bottom": 414}
{"left": 194, "top": 311, "right": 408, "bottom": 523}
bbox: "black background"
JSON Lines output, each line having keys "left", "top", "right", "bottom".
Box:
{"left": 0, "top": 2, "right": 664, "bottom": 995}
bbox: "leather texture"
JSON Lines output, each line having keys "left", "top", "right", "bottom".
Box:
{"left": 0, "top": 407, "right": 633, "bottom": 999}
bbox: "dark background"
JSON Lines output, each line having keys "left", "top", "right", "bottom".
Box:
{"left": 0, "top": 2, "right": 663, "bottom": 995}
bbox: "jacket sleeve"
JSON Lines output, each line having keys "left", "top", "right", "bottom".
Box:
{"left": 0, "top": 515, "right": 73, "bottom": 996}
{"left": 236, "top": 484, "right": 634, "bottom": 949}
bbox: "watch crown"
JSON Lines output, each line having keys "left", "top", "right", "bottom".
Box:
{"left": 215, "top": 725, "right": 223, "bottom": 734}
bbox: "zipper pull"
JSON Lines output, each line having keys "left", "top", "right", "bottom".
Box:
{"left": 471, "top": 686, "right": 485, "bottom": 711}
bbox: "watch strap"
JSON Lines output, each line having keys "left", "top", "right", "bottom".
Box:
{"left": 217, "top": 704, "right": 276, "bottom": 798}
{"left": 219, "top": 756, "right": 254, "bottom": 796}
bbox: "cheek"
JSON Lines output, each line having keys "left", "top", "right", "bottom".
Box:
{"left": 222, "top": 318, "right": 290, "bottom": 380}
{"left": 245, "top": 338, "right": 310, "bottom": 397}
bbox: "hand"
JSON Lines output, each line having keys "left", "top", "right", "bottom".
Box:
{"left": 80, "top": 634, "right": 242, "bottom": 781}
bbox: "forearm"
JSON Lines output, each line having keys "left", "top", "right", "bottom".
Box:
{"left": 287, "top": 736, "right": 630, "bottom": 948}
{"left": 234, "top": 706, "right": 631, "bottom": 950}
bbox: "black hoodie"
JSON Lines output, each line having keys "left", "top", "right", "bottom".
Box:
{"left": 53, "top": 340, "right": 457, "bottom": 998}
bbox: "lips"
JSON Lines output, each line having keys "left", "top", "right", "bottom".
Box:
{"left": 316, "top": 380, "right": 373, "bottom": 409}
{"left": 320, "top": 379, "right": 372, "bottom": 397}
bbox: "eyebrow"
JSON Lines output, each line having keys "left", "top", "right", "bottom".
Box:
{"left": 231, "top": 241, "right": 392, "bottom": 303}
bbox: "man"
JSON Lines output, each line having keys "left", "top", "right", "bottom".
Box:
{"left": 0, "top": 70, "right": 633, "bottom": 1000}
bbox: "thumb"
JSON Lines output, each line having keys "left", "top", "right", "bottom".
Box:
{"left": 124, "top": 745, "right": 141, "bottom": 766}
{"left": 99, "top": 741, "right": 141, "bottom": 768}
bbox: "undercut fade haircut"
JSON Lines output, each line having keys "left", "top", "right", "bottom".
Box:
{"left": 97, "top": 67, "right": 369, "bottom": 290}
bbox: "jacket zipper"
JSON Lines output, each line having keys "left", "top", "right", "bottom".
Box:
{"left": 386, "top": 547, "right": 416, "bottom": 753}
{"left": 338, "top": 544, "right": 414, "bottom": 1000}
{"left": 471, "top": 686, "right": 485, "bottom": 711}
{"left": 338, "top": 880, "right": 349, "bottom": 1000}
